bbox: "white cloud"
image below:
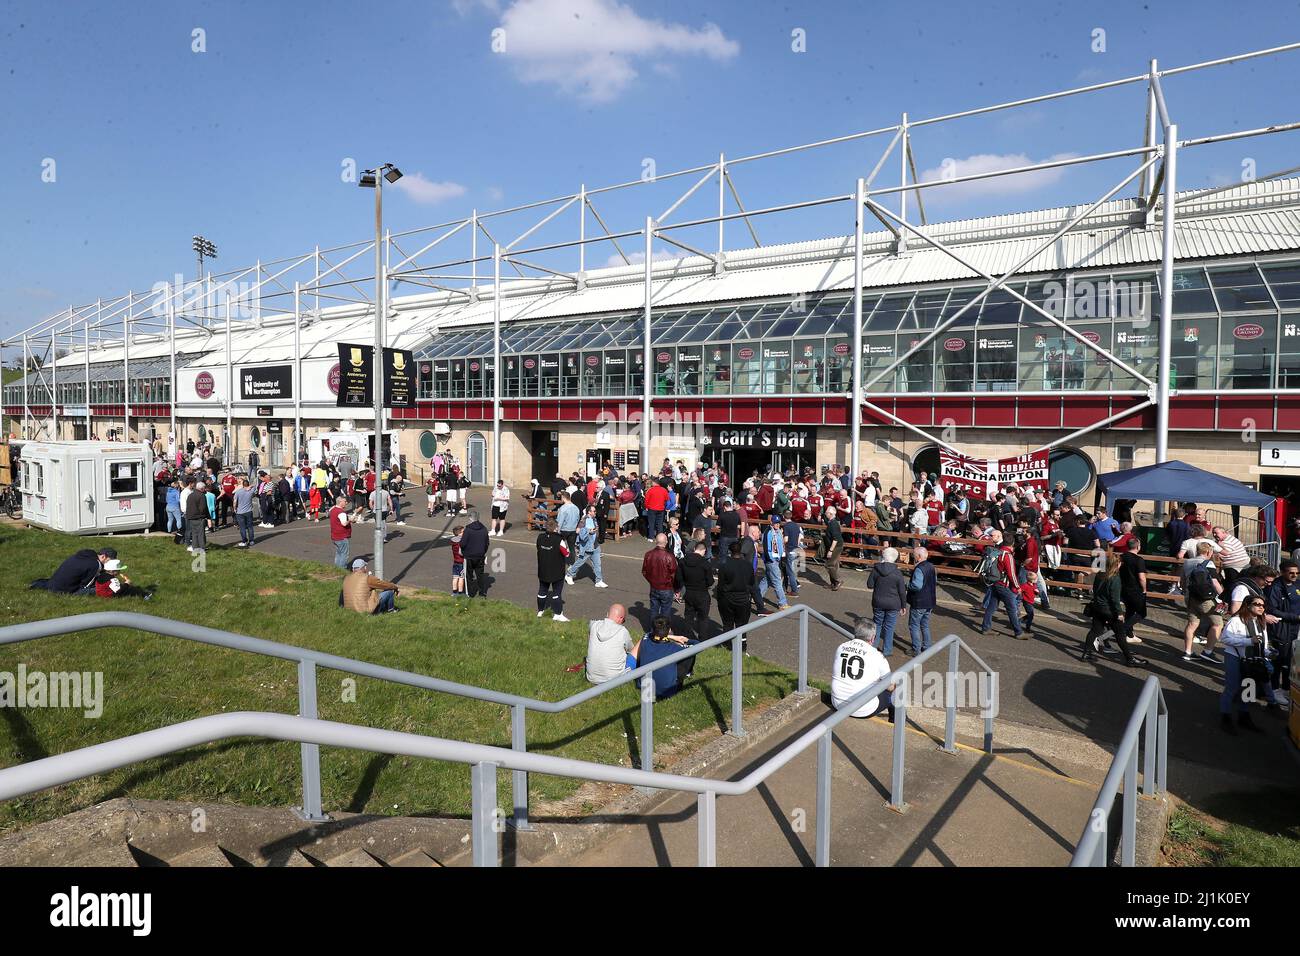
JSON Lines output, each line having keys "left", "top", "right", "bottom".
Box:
{"left": 391, "top": 172, "right": 469, "bottom": 205}
{"left": 606, "top": 247, "right": 678, "bottom": 267}
{"left": 916, "top": 152, "right": 1080, "bottom": 201}
{"left": 452, "top": 0, "right": 500, "bottom": 15}
{"left": 494, "top": 0, "right": 738, "bottom": 103}
{"left": 486, "top": 185, "right": 505, "bottom": 201}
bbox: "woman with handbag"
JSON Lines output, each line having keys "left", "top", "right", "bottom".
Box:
{"left": 1219, "top": 596, "right": 1275, "bottom": 733}
{"left": 1080, "top": 551, "right": 1146, "bottom": 666}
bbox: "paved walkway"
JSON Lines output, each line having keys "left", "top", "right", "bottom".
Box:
{"left": 197, "top": 495, "right": 1299, "bottom": 814}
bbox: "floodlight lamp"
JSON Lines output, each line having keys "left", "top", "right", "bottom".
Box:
{"left": 358, "top": 170, "right": 378, "bottom": 188}
{"left": 383, "top": 166, "right": 403, "bottom": 184}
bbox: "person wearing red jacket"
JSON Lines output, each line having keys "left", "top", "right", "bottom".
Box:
{"left": 642, "top": 532, "right": 679, "bottom": 624}
{"left": 218, "top": 471, "right": 238, "bottom": 528}
{"left": 644, "top": 479, "right": 670, "bottom": 541}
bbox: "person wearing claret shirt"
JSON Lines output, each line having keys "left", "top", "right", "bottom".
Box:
{"left": 644, "top": 478, "right": 670, "bottom": 541}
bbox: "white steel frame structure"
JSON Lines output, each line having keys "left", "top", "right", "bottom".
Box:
{"left": 6, "top": 42, "right": 1300, "bottom": 486}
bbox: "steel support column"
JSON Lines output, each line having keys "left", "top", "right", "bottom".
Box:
{"left": 1155, "top": 127, "right": 1177, "bottom": 474}
{"left": 166, "top": 293, "right": 175, "bottom": 455}
{"left": 122, "top": 306, "right": 130, "bottom": 441}
{"left": 641, "top": 217, "right": 653, "bottom": 471}
{"left": 850, "top": 177, "right": 865, "bottom": 481}
{"left": 293, "top": 282, "right": 302, "bottom": 466}
{"left": 493, "top": 243, "right": 502, "bottom": 484}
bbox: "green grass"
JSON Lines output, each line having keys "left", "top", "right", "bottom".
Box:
{"left": 0, "top": 523, "right": 801, "bottom": 832}
{"left": 1165, "top": 789, "right": 1300, "bottom": 867}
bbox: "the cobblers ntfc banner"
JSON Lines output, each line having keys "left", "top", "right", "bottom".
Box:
{"left": 939, "top": 449, "right": 1049, "bottom": 500}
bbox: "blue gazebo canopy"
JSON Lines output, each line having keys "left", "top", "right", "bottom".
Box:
{"left": 1097, "top": 460, "right": 1273, "bottom": 508}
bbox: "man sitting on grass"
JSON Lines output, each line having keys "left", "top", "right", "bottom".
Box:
{"left": 636, "top": 615, "right": 692, "bottom": 701}
{"left": 30, "top": 546, "right": 118, "bottom": 595}
{"left": 341, "top": 558, "right": 401, "bottom": 614}
{"left": 584, "top": 603, "right": 638, "bottom": 684}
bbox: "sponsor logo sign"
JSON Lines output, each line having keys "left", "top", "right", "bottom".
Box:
{"left": 1233, "top": 323, "right": 1265, "bottom": 340}
{"left": 195, "top": 371, "right": 215, "bottom": 399}
{"left": 943, "top": 337, "right": 967, "bottom": 352}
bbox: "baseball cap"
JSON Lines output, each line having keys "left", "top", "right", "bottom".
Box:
{"left": 103, "top": 559, "right": 127, "bottom": 572}
{"left": 770, "top": 515, "right": 783, "bottom": 524}
{"left": 351, "top": 558, "right": 367, "bottom": 571}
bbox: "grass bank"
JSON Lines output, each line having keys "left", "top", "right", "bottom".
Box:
{"left": 1163, "top": 788, "right": 1300, "bottom": 866}
{"left": 0, "top": 523, "right": 802, "bottom": 832}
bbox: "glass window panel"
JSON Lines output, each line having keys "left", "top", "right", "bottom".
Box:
{"left": 768, "top": 316, "right": 805, "bottom": 337}
{"left": 937, "top": 331, "right": 974, "bottom": 391}
{"left": 867, "top": 293, "right": 913, "bottom": 332}
{"left": 1155, "top": 268, "right": 1217, "bottom": 315}
{"left": 483, "top": 357, "right": 496, "bottom": 398}
{"left": 1219, "top": 315, "right": 1276, "bottom": 388}
{"left": 732, "top": 342, "right": 762, "bottom": 394}
{"left": 763, "top": 341, "right": 792, "bottom": 393}
{"left": 450, "top": 358, "right": 467, "bottom": 398}
{"left": 978, "top": 285, "right": 1024, "bottom": 325}
{"left": 1208, "top": 267, "right": 1275, "bottom": 312}
{"left": 675, "top": 346, "right": 702, "bottom": 395}
{"left": 792, "top": 339, "right": 824, "bottom": 393}
{"left": 560, "top": 352, "right": 580, "bottom": 396}
{"left": 615, "top": 324, "right": 642, "bottom": 346}
{"left": 679, "top": 321, "right": 719, "bottom": 343}
{"left": 539, "top": 354, "right": 560, "bottom": 396}
{"left": 825, "top": 338, "right": 852, "bottom": 392}
{"left": 1278, "top": 313, "right": 1300, "bottom": 388}
{"left": 433, "top": 360, "right": 450, "bottom": 398}
{"left": 704, "top": 344, "right": 731, "bottom": 395}
{"left": 520, "top": 354, "right": 540, "bottom": 396}
{"left": 1111, "top": 317, "right": 1158, "bottom": 391}
{"left": 580, "top": 352, "right": 602, "bottom": 395}
{"left": 1025, "top": 279, "right": 1068, "bottom": 321}
{"left": 586, "top": 331, "right": 614, "bottom": 348}
{"left": 911, "top": 291, "right": 951, "bottom": 329}
{"left": 862, "top": 334, "right": 896, "bottom": 392}
{"left": 713, "top": 318, "right": 745, "bottom": 340}
{"left": 1262, "top": 264, "right": 1300, "bottom": 311}
{"left": 628, "top": 349, "right": 645, "bottom": 394}
{"left": 742, "top": 303, "right": 783, "bottom": 340}
{"left": 500, "top": 356, "right": 518, "bottom": 396}
{"left": 653, "top": 347, "right": 676, "bottom": 395}
{"left": 658, "top": 321, "right": 693, "bottom": 344}
{"left": 467, "top": 357, "right": 486, "bottom": 397}
{"left": 797, "top": 297, "right": 850, "bottom": 335}
{"left": 604, "top": 351, "right": 627, "bottom": 395}
{"left": 897, "top": 334, "right": 935, "bottom": 393}
{"left": 974, "top": 329, "right": 1018, "bottom": 392}
{"left": 1170, "top": 317, "right": 1216, "bottom": 390}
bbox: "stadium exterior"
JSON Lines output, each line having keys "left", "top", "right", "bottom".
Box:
{"left": 6, "top": 44, "right": 1300, "bottom": 503}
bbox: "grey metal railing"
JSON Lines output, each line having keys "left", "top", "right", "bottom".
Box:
{"left": 0, "top": 604, "right": 839, "bottom": 826}
{"left": 1069, "top": 675, "right": 1168, "bottom": 867}
{"left": 0, "top": 630, "right": 997, "bottom": 866}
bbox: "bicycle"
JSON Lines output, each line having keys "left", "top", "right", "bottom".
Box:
{"left": 0, "top": 483, "right": 21, "bottom": 519}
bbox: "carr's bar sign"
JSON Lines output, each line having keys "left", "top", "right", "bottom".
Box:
{"left": 240, "top": 365, "right": 292, "bottom": 401}
{"left": 940, "top": 449, "right": 1049, "bottom": 501}
{"left": 703, "top": 426, "right": 815, "bottom": 450}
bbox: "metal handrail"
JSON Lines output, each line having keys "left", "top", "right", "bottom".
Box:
{"left": 0, "top": 630, "right": 998, "bottom": 867}
{"left": 0, "top": 604, "right": 843, "bottom": 825}
{"left": 1069, "top": 675, "right": 1168, "bottom": 867}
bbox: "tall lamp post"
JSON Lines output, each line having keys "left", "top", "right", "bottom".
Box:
{"left": 359, "top": 163, "right": 402, "bottom": 577}
{"left": 192, "top": 236, "right": 218, "bottom": 326}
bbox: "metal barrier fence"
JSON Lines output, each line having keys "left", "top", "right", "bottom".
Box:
{"left": 0, "top": 604, "right": 874, "bottom": 829}
{"left": 0, "top": 629, "right": 996, "bottom": 866}
{"left": 1069, "top": 675, "right": 1168, "bottom": 867}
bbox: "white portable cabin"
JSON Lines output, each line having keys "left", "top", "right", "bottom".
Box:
{"left": 308, "top": 430, "right": 400, "bottom": 472}
{"left": 19, "top": 441, "right": 155, "bottom": 535}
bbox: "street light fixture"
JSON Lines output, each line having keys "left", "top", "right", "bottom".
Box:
{"left": 357, "top": 163, "right": 401, "bottom": 576}
{"left": 192, "top": 235, "right": 218, "bottom": 280}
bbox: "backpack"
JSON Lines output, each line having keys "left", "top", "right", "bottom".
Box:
{"left": 1187, "top": 564, "right": 1217, "bottom": 602}
{"left": 978, "top": 547, "right": 1003, "bottom": 586}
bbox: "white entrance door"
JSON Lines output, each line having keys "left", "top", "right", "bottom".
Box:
{"left": 76, "top": 458, "right": 97, "bottom": 530}
{"left": 467, "top": 433, "right": 486, "bottom": 484}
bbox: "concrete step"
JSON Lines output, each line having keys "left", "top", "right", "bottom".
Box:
{"left": 167, "top": 844, "right": 235, "bottom": 867}
{"left": 388, "top": 848, "right": 443, "bottom": 867}
{"left": 544, "top": 705, "right": 1107, "bottom": 867}
{"left": 315, "top": 848, "right": 384, "bottom": 867}
{"left": 67, "top": 842, "right": 143, "bottom": 868}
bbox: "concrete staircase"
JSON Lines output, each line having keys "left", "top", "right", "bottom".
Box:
{"left": 0, "top": 699, "right": 1129, "bottom": 867}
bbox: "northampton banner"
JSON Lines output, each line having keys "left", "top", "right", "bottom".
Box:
{"left": 939, "top": 449, "right": 1049, "bottom": 500}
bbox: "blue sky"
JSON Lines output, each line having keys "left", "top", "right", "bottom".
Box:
{"left": 1, "top": 0, "right": 1297, "bottom": 342}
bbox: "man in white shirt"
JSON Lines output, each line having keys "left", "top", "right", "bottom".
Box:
{"left": 830, "top": 621, "right": 896, "bottom": 720}
{"left": 585, "top": 604, "right": 638, "bottom": 684}
{"left": 861, "top": 479, "right": 878, "bottom": 509}
{"left": 490, "top": 480, "right": 511, "bottom": 536}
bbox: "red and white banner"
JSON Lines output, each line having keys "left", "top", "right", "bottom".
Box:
{"left": 939, "top": 449, "right": 1049, "bottom": 501}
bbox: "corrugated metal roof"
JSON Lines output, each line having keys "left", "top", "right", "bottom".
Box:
{"left": 41, "top": 175, "right": 1300, "bottom": 374}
